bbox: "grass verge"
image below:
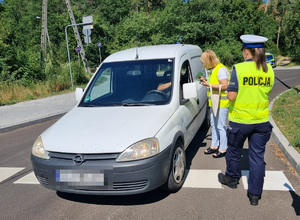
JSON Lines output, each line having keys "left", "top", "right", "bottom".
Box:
{"left": 0, "top": 81, "right": 86, "bottom": 106}
{"left": 271, "top": 86, "right": 300, "bottom": 153}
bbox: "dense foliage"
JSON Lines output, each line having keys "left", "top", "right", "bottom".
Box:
{"left": 0, "top": 0, "right": 299, "bottom": 88}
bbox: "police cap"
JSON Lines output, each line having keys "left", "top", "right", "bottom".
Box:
{"left": 240, "top": 35, "right": 268, "bottom": 48}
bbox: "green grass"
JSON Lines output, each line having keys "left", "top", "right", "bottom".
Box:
{"left": 0, "top": 81, "right": 87, "bottom": 106}
{"left": 272, "top": 86, "right": 300, "bottom": 153}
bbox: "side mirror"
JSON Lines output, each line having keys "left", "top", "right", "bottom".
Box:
{"left": 75, "top": 88, "right": 84, "bottom": 101}
{"left": 183, "top": 82, "right": 197, "bottom": 99}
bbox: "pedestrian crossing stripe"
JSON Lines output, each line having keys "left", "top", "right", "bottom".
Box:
{"left": 183, "top": 169, "right": 222, "bottom": 188}
{"left": 0, "top": 167, "right": 295, "bottom": 191}
{"left": 241, "top": 170, "right": 294, "bottom": 191}
{"left": 13, "top": 172, "right": 39, "bottom": 184}
{"left": 0, "top": 167, "right": 24, "bottom": 182}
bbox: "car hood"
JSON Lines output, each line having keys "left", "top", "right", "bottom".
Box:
{"left": 41, "top": 106, "right": 173, "bottom": 154}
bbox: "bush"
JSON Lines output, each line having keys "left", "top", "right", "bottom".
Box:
{"left": 46, "top": 64, "right": 71, "bottom": 92}
{"left": 72, "top": 62, "right": 89, "bottom": 84}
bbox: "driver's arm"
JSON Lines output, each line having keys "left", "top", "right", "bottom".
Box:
{"left": 157, "top": 82, "right": 171, "bottom": 91}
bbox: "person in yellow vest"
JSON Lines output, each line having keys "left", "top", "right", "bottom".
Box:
{"left": 218, "top": 35, "right": 274, "bottom": 206}
{"left": 200, "top": 50, "right": 230, "bottom": 158}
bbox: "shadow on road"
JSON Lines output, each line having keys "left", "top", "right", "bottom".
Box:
{"left": 185, "top": 127, "right": 210, "bottom": 169}
{"left": 275, "top": 76, "right": 300, "bottom": 94}
{"left": 237, "top": 150, "right": 300, "bottom": 216}
{"left": 285, "top": 183, "right": 300, "bottom": 216}
{"left": 57, "top": 188, "right": 171, "bottom": 205}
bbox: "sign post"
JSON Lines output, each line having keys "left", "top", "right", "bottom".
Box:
{"left": 65, "top": 21, "right": 93, "bottom": 89}
{"left": 76, "top": 46, "right": 81, "bottom": 65}
{"left": 98, "top": 43, "right": 102, "bottom": 65}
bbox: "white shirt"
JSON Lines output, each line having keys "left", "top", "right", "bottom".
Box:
{"left": 217, "top": 67, "right": 229, "bottom": 81}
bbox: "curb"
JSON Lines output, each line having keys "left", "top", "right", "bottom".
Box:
{"left": 0, "top": 113, "right": 65, "bottom": 134}
{"left": 269, "top": 90, "right": 300, "bottom": 176}
{"left": 0, "top": 92, "right": 77, "bottom": 134}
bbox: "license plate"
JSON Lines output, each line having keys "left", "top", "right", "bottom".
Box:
{"left": 56, "top": 170, "right": 104, "bottom": 186}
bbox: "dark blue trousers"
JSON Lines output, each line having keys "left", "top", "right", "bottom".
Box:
{"left": 225, "top": 121, "right": 273, "bottom": 195}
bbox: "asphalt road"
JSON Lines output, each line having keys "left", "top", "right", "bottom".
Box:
{"left": 269, "top": 67, "right": 300, "bottom": 100}
{"left": 0, "top": 67, "right": 299, "bottom": 220}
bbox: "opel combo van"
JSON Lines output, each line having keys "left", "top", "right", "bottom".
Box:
{"left": 31, "top": 44, "right": 210, "bottom": 195}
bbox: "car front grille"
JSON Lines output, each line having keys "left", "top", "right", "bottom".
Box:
{"left": 113, "top": 180, "right": 148, "bottom": 190}
{"left": 48, "top": 152, "right": 119, "bottom": 161}
{"left": 36, "top": 175, "right": 48, "bottom": 186}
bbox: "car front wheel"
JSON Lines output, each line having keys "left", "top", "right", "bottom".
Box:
{"left": 162, "top": 141, "right": 186, "bottom": 193}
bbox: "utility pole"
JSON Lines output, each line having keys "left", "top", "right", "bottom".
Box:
{"left": 265, "top": 0, "right": 269, "bottom": 13}
{"left": 41, "top": 0, "right": 48, "bottom": 61}
{"left": 65, "top": 0, "right": 90, "bottom": 73}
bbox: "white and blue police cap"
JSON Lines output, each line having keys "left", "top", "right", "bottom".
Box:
{"left": 240, "top": 34, "right": 268, "bottom": 48}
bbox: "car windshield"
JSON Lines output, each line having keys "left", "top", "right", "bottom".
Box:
{"left": 79, "top": 59, "right": 174, "bottom": 107}
{"left": 266, "top": 54, "right": 274, "bottom": 60}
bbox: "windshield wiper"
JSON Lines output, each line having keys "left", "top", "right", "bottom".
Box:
{"left": 81, "top": 105, "right": 95, "bottom": 107}
{"left": 121, "top": 103, "right": 153, "bottom": 106}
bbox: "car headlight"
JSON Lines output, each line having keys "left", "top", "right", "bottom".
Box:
{"left": 32, "top": 136, "right": 50, "bottom": 159}
{"left": 116, "top": 138, "right": 160, "bottom": 162}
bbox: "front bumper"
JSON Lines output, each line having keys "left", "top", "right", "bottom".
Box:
{"left": 267, "top": 61, "right": 276, "bottom": 68}
{"left": 31, "top": 146, "right": 172, "bottom": 195}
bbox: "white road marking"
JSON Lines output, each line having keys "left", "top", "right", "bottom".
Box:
{"left": 13, "top": 172, "right": 39, "bottom": 184}
{"left": 0, "top": 167, "right": 25, "bottom": 182}
{"left": 241, "top": 170, "right": 294, "bottom": 191}
{"left": 0, "top": 167, "right": 295, "bottom": 191}
{"left": 183, "top": 169, "right": 222, "bottom": 188}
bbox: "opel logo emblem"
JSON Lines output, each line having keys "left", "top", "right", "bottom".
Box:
{"left": 73, "top": 154, "right": 85, "bottom": 166}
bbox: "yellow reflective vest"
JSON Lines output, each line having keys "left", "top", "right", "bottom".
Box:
{"left": 207, "top": 63, "right": 230, "bottom": 108}
{"left": 228, "top": 62, "right": 274, "bottom": 124}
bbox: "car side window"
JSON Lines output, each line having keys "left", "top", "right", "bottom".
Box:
{"left": 179, "top": 60, "right": 193, "bottom": 102}
{"left": 89, "top": 67, "right": 112, "bottom": 101}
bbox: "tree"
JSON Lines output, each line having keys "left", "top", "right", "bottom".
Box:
{"left": 0, "top": 0, "right": 299, "bottom": 88}
{"left": 282, "top": 0, "right": 300, "bottom": 61}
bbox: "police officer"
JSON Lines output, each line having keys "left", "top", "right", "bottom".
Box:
{"left": 218, "top": 35, "right": 274, "bottom": 206}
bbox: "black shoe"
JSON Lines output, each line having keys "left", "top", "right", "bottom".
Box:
{"left": 218, "top": 173, "right": 238, "bottom": 189}
{"left": 247, "top": 192, "right": 261, "bottom": 206}
{"left": 213, "top": 150, "right": 226, "bottom": 158}
{"left": 204, "top": 147, "right": 218, "bottom": 155}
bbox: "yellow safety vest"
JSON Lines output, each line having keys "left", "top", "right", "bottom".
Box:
{"left": 207, "top": 63, "right": 230, "bottom": 108}
{"left": 228, "top": 62, "right": 274, "bottom": 124}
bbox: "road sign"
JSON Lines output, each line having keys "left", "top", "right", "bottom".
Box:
{"left": 76, "top": 46, "right": 81, "bottom": 52}
{"left": 83, "top": 26, "right": 91, "bottom": 44}
{"left": 83, "top": 16, "right": 93, "bottom": 30}
{"left": 84, "top": 36, "right": 91, "bottom": 44}
{"left": 98, "top": 43, "right": 101, "bottom": 48}
{"left": 83, "top": 29, "right": 91, "bottom": 36}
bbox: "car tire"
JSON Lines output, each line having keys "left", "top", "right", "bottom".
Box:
{"left": 162, "top": 140, "right": 186, "bottom": 193}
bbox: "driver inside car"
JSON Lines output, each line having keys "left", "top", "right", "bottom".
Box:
{"left": 157, "top": 69, "right": 188, "bottom": 91}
